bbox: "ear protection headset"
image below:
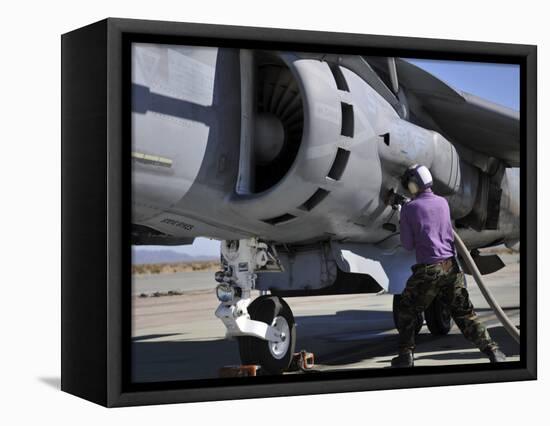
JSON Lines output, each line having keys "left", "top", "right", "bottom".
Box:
{"left": 402, "top": 164, "right": 433, "bottom": 195}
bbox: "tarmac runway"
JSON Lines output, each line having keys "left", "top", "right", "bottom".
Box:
{"left": 131, "top": 253, "right": 520, "bottom": 383}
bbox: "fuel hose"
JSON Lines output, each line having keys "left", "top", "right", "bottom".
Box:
{"left": 453, "top": 229, "right": 520, "bottom": 344}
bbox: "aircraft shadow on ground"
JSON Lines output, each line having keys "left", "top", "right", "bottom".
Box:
{"left": 294, "top": 311, "right": 519, "bottom": 367}
{"left": 132, "top": 314, "right": 520, "bottom": 382}
{"left": 131, "top": 308, "right": 393, "bottom": 382}
{"left": 389, "top": 326, "right": 520, "bottom": 364}
{"left": 292, "top": 310, "right": 396, "bottom": 365}
{"left": 295, "top": 309, "right": 393, "bottom": 324}
{"left": 132, "top": 338, "right": 241, "bottom": 382}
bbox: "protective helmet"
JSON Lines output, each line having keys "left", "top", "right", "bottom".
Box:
{"left": 402, "top": 164, "right": 433, "bottom": 195}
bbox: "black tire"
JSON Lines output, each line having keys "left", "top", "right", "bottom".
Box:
{"left": 392, "top": 295, "right": 423, "bottom": 335}
{"left": 425, "top": 296, "right": 452, "bottom": 335}
{"left": 237, "top": 296, "right": 296, "bottom": 374}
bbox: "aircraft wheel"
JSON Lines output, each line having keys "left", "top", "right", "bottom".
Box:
{"left": 237, "top": 296, "right": 296, "bottom": 374}
{"left": 392, "top": 294, "right": 423, "bottom": 335}
{"left": 425, "top": 297, "right": 453, "bottom": 335}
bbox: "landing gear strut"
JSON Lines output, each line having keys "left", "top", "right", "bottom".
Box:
{"left": 214, "top": 238, "right": 295, "bottom": 374}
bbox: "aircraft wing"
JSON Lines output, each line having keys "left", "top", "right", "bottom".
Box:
{"left": 366, "top": 57, "right": 520, "bottom": 167}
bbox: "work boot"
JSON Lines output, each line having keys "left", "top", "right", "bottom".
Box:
{"left": 482, "top": 347, "right": 507, "bottom": 363}
{"left": 391, "top": 351, "right": 414, "bottom": 368}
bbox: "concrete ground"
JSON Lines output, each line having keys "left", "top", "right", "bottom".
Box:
{"left": 131, "top": 253, "right": 520, "bottom": 382}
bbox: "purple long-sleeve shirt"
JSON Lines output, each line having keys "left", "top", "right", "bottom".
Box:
{"left": 399, "top": 189, "right": 456, "bottom": 265}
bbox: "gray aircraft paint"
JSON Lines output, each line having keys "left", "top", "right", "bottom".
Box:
{"left": 131, "top": 43, "right": 218, "bottom": 223}
{"left": 131, "top": 44, "right": 520, "bottom": 293}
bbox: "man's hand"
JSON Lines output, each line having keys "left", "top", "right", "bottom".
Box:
{"left": 384, "top": 188, "right": 410, "bottom": 210}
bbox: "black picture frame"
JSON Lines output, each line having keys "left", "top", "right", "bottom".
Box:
{"left": 61, "top": 17, "right": 537, "bottom": 407}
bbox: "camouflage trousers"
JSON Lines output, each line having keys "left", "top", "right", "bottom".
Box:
{"left": 397, "top": 258, "right": 497, "bottom": 353}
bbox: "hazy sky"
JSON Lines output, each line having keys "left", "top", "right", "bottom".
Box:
{"left": 140, "top": 58, "right": 520, "bottom": 257}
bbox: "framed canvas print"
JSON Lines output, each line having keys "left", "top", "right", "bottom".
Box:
{"left": 61, "top": 18, "right": 536, "bottom": 407}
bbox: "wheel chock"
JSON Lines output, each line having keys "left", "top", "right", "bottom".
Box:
{"left": 289, "top": 350, "right": 315, "bottom": 372}
{"left": 220, "top": 351, "right": 315, "bottom": 377}
{"left": 219, "top": 365, "right": 261, "bottom": 378}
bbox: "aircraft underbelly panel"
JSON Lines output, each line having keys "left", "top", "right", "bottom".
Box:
{"left": 255, "top": 240, "right": 417, "bottom": 295}
{"left": 331, "top": 242, "right": 417, "bottom": 294}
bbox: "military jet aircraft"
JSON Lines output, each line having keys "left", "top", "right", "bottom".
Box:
{"left": 131, "top": 44, "right": 519, "bottom": 374}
